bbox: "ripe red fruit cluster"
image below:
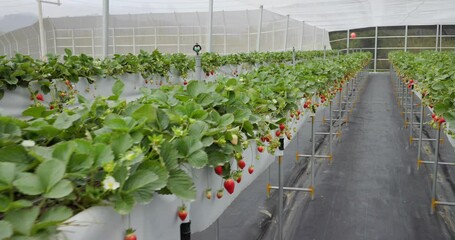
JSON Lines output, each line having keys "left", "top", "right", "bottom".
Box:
{"left": 432, "top": 113, "right": 445, "bottom": 124}
{"left": 257, "top": 146, "right": 264, "bottom": 153}
{"left": 303, "top": 100, "right": 311, "bottom": 109}
{"left": 407, "top": 79, "right": 415, "bottom": 89}
{"left": 36, "top": 93, "right": 44, "bottom": 101}
{"left": 178, "top": 205, "right": 188, "bottom": 221}
{"left": 214, "top": 166, "right": 223, "bottom": 175}
{"left": 224, "top": 179, "right": 235, "bottom": 194}
{"left": 237, "top": 159, "right": 246, "bottom": 169}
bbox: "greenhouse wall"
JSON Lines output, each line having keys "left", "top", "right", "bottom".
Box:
{"left": 329, "top": 25, "right": 455, "bottom": 72}
{"left": 0, "top": 10, "right": 330, "bottom": 59}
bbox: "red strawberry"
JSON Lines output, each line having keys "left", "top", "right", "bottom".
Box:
{"left": 275, "top": 130, "right": 281, "bottom": 137}
{"left": 432, "top": 113, "right": 436, "bottom": 119}
{"left": 297, "top": 110, "right": 301, "bottom": 116}
{"left": 236, "top": 175, "right": 242, "bottom": 183}
{"left": 248, "top": 166, "right": 254, "bottom": 174}
{"left": 211, "top": 70, "right": 214, "bottom": 75}
{"left": 434, "top": 116, "right": 439, "bottom": 122}
{"left": 303, "top": 103, "right": 309, "bottom": 109}
{"left": 257, "top": 146, "right": 264, "bottom": 153}
{"left": 224, "top": 179, "right": 235, "bottom": 194}
{"left": 178, "top": 205, "right": 188, "bottom": 221}
{"left": 237, "top": 159, "right": 246, "bottom": 169}
{"left": 36, "top": 93, "right": 44, "bottom": 101}
{"left": 290, "top": 113, "right": 294, "bottom": 118}
{"left": 438, "top": 117, "right": 446, "bottom": 124}
{"left": 183, "top": 80, "right": 188, "bottom": 86}
{"left": 50, "top": 105, "right": 54, "bottom": 110}
{"left": 124, "top": 228, "right": 137, "bottom": 240}
{"left": 279, "top": 123, "right": 286, "bottom": 131}
{"left": 215, "top": 166, "right": 223, "bottom": 175}
{"left": 409, "top": 79, "right": 414, "bottom": 84}
{"left": 217, "top": 189, "right": 224, "bottom": 199}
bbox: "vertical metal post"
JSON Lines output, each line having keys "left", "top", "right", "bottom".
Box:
{"left": 195, "top": 55, "right": 202, "bottom": 80}
{"left": 102, "top": 0, "right": 109, "bottom": 58}
{"left": 278, "top": 155, "right": 283, "bottom": 240}
{"left": 300, "top": 21, "right": 305, "bottom": 50}
{"left": 338, "top": 87, "right": 342, "bottom": 136}
{"left": 404, "top": 83, "right": 409, "bottom": 127}
{"left": 345, "top": 80, "right": 350, "bottom": 125}
{"left": 431, "top": 124, "right": 442, "bottom": 214}
{"left": 374, "top": 26, "right": 378, "bottom": 72}
{"left": 177, "top": 26, "right": 181, "bottom": 53}
{"left": 346, "top": 29, "right": 350, "bottom": 53}
{"left": 329, "top": 100, "right": 333, "bottom": 159}
{"left": 207, "top": 0, "right": 214, "bottom": 52}
{"left": 310, "top": 115, "right": 315, "bottom": 199}
{"left": 417, "top": 102, "right": 424, "bottom": 165}
{"left": 37, "top": 0, "right": 47, "bottom": 59}
{"left": 404, "top": 25, "right": 408, "bottom": 52}
{"left": 284, "top": 15, "right": 290, "bottom": 51}
{"left": 435, "top": 24, "right": 439, "bottom": 51}
{"left": 409, "top": 89, "right": 414, "bottom": 142}
{"left": 439, "top": 25, "right": 443, "bottom": 52}
{"left": 52, "top": 28, "right": 57, "bottom": 54}
{"left": 247, "top": 26, "right": 251, "bottom": 53}
{"left": 256, "top": 5, "right": 263, "bottom": 52}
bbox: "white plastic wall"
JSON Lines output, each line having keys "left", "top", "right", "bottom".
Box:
{"left": 0, "top": 9, "right": 330, "bottom": 58}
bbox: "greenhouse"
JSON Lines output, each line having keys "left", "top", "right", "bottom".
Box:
{"left": 0, "top": 0, "right": 454, "bottom": 240}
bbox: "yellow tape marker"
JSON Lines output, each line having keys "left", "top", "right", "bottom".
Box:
{"left": 266, "top": 183, "right": 271, "bottom": 198}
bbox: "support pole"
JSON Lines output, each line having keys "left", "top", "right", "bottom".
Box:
{"left": 207, "top": 0, "right": 214, "bottom": 52}
{"left": 37, "top": 0, "right": 47, "bottom": 59}
{"left": 374, "top": 26, "right": 378, "bottom": 72}
{"left": 439, "top": 25, "right": 443, "bottom": 52}
{"left": 435, "top": 24, "right": 439, "bottom": 51}
{"left": 431, "top": 123, "right": 442, "bottom": 214}
{"left": 409, "top": 89, "right": 414, "bottom": 143}
{"left": 276, "top": 136, "right": 284, "bottom": 240}
{"left": 417, "top": 100, "right": 425, "bottom": 165}
{"left": 278, "top": 154, "right": 283, "bottom": 240}
{"left": 102, "top": 0, "right": 109, "bottom": 58}
{"left": 310, "top": 115, "right": 315, "bottom": 199}
{"left": 404, "top": 25, "right": 408, "bottom": 52}
{"left": 284, "top": 15, "right": 290, "bottom": 51}
{"left": 346, "top": 29, "right": 350, "bottom": 54}
{"left": 338, "top": 87, "right": 342, "bottom": 137}
{"left": 256, "top": 5, "right": 263, "bottom": 52}
{"left": 329, "top": 100, "right": 333, "bottom": 160}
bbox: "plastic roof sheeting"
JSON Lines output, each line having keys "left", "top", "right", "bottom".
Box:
{"left": 1, "top": 0, "right": 455, "bottom": 32}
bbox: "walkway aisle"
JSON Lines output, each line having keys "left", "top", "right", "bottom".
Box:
{"left": 292, "top": 73, "right": 453, "bottom": 240}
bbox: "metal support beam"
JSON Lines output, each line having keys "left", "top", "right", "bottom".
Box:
{"left": 37, "top": 0, "right": 46, "bottom": 59}
{"left": 102, "top": 0, "right": 109, "bottom": 58}
{"left": 431, "top": 123, "right": 443, "bottom": 214}
{"left": 435, "top": 24, "right": 439, "bottom": 51}
{"left": 346, "top": 29, "right": 350, "bottom": 53}
{"left": 404, "top": 25, "right": 408, "bottom": 51}
{"left": 207, "top": 0, "right": 214, "bottom": 52}
{"left": 374, "top": 26, "right": 378, "bottom": 72}
{"left": 256, "top": 5, "right": 263, "bottom": 52}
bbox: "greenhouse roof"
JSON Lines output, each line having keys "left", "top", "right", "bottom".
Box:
{"left": 1, "top": 0, "right": 455, "bottom": 31}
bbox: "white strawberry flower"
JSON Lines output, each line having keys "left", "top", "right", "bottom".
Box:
{"left": 102, "top": 176, "right": 120, "bottom": 191}
{"left": 21, "top": 140, "right": 36, "bottom": 147}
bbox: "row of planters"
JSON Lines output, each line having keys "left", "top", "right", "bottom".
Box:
{"left": 0, "top": 51, "right": 371, "bottom": 239}
{"left": 0, "top": 49, "right": 339, "bottom": 100}
{"left": 0, "top": 49, "right": 338, "bottom": 117}
{"left": 389, "top": 51, "right": 455, "bottom": 140}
